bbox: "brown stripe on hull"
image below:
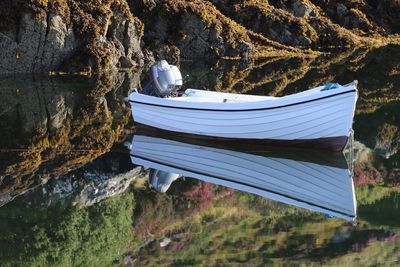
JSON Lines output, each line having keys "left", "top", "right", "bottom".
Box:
{"left": 135, "top": 124, "right": 349, "bottom": 152}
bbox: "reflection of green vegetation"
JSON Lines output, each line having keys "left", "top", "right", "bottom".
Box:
{"left": 314, "top": 238, "right": 400, "bottom": 267}
{"left": 358, "top": 190, "right": 400, "bottom": 228}
{"left": 356, "top": 185, "right": 395, "bottom": 206}
{"left": 0, "top": 192, "right": 135, "bottom": 267}
{"left": 181, "top": 45, "right": 400, "bottom": 113}
{"left": 1, "top": 170, "right": 398, "bottom": 266}
{"left": 132, "top": 188, "right": 399, "bottom": 266}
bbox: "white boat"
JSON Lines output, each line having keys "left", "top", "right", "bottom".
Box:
{"left": 130, "top": 133, "right": 357, "bottom": 222}
{"left": 128, "top": 60, "right": 358, "bottom": 151}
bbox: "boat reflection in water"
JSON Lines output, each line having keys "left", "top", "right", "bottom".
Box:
{"left": 130, "top": 132, "right": 357, "bottom": 222}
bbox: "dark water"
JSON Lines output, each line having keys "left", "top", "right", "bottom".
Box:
{"left": 0, "top": 45, "right": 399, "bottom": 266}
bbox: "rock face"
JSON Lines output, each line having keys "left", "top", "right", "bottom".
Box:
{"left": 129, "top": 0, "right": 258, "bottom": 60}
{"left": 1, "top": 163, "right": 142, "bottom": 208}
{"left": 0, "top": 12, "right": 77, "bottom": 74}
{"left": 292, "top": 0, "right": 313, "bottom": 18}
{"left": 1, "top": 0, "right": 400, "bottom": 74}
{"left": 36, "top": 167, "right": 142, "bottom": 208}
{"left": 0, "top": 0, "right": 146, "bottom": 74}
{"left": 102, "top": 6, "right": 145, "bottom": 70}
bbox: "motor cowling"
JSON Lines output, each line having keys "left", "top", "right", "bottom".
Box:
{"left": 149, "top": 169, "right": 181, "bottom": 193}
{"left": 141, "top": 60, "right": 183, "bottom": 97}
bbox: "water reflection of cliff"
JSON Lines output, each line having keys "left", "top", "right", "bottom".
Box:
{"left": 182, "top": 45, "right": 400, "bottom": 114}
{"left": 0, "top": 42, "right": 399, "bottom": 266}
{"left": 354, "top": 103, "right": 400, "bottom": 159}
{"left": 2, "top": 45, "right": 400, "bottom": 204}
{"left": 0, "top": 71, "right": 142, "bottom": 201}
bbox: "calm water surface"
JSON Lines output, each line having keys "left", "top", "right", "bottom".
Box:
{"left": 0, "top": 45, "right": 399, "bottom": 266}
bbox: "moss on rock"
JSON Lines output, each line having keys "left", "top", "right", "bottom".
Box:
{"left": 1, "top": 0, "right": 399, "bottom": 73}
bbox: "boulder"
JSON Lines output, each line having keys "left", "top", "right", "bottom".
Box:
{"left": 292, "top": 0, "right": 313, "bottom": 18}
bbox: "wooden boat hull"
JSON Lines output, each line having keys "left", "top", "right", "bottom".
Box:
{"left": 129, "top": 83, "right": 357, "bottom": 151}
{"left": 130, "top": 134, "right": 357, "bottom": 222}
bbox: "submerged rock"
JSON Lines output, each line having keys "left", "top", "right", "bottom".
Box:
{"left": 1, "top": 148, "right": 144, "bottom": 208}
{"left": 44, "top": 167, "right": 142, "bottom": 207}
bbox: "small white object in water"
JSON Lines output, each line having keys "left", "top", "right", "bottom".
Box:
{"left": 159, "top": 237, "right": 171, "bottom": 247}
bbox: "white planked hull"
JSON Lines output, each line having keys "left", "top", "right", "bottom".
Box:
{"left": 129, "top": 82, "right": 358, "bottom": 151}
{"left": 130, "top": 135, "right": 357, "bottom": 222}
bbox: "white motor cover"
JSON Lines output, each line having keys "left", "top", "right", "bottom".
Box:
{"left": 150, "top": 60, "right": 182, "bottom": 97}
{"left": 150, "top": 169, "right": 181, "bottom": 193}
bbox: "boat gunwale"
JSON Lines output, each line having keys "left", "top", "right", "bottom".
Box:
{"left": 129, "top": 89, "right": 357, "bottom": 112}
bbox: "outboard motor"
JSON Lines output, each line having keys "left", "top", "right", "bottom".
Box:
{"left": 141, "top": 60, "right": 183, "bottom": 97}
{"left": 149, "top": 169, "right": 181, "bottom": 193}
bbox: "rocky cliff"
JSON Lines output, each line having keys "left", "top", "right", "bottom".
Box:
{"left": 0, "top": 0, "right": 145, "bottom": 74}
{"left": 1, "top": 0, "right": 399, "bottom": 74}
